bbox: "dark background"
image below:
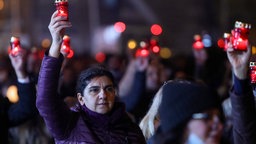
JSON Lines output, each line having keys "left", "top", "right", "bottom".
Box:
{"left": 0, "top": 0, "right": 255, "bottom": 57}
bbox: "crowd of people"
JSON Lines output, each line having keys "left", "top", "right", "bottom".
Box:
{"left": 0, "top": 9, "right": 255, "bottom": 144}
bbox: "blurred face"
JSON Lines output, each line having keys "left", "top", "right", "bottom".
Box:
{"left": 0, "top": 69, "right": 8, "bottom": 83}
{"left": 186, "top": 109, "right": 223, "bottom": 144}
{"left": 146, "top": 65, "right": 161, "bottom": 91}
{"left": 77, "top": 76, "right": 116, "bottom": 114}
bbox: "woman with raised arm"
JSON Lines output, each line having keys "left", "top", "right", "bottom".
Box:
{"left": 36, "top": 11, "right": 146, "bottom": 144}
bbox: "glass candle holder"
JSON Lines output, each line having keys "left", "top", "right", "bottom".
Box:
{"left": 55, "top": 0, "right": 69, "bottom": 20}
{"left": 223, "top": 33, "right": 231, "bottom": 51}
{"left": 9, "top": 36, "right": 21, "bottom": 57}
{"left": 61, "top": 35, "right": 71, "bottom": 55}
{"left": 231, "top": 21, "right": 251, "bottom": 51}
{"left": 250, "top": 62, "right": 256, "bottom": 84}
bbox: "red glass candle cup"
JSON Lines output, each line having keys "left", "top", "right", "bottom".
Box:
{"left": 192, "top": 34, "right": 204, "bottom": 50}
{"left": 250, "top": 62, "right": 256, "bottom": 84}
{"left": 61, "top": 35, "right": 71, "bottom": 55}
{"left": 55, "top": 0, "right": 69, "bottom": 20}
{"left": 223, "top": 33, "right": 231, "bottom": 51}
{"left": 135, "top": 48, "right": 150, "bottom": 58}
{"left": 231, "top": 21, "right": 251, "bottom": 51}
{"left": 9, "top": 36, "right": 21, "bottom": 57}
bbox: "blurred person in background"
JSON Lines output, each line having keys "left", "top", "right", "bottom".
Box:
{"left": 0, "top": 48, "right": 38, "bottom": 144}
{"left": 119, "top": 55, "right": 167, "bottom": 123}
{"left": 26, "top": 47, "right": 43, "bottom": 83}
{"left": 149, "top": 79, "right": 227, "bottom": 144}
{"left": 148, "top": 42, "right": 256, "bottom": 144}
{"left": 192, "top": 45, "right": 230, "bottom": 101}
{"left": 58, "top": 61, "right": 78, "bottom": 108}
{"left": 105, "top": 54, "right": 126, "bottom": 84}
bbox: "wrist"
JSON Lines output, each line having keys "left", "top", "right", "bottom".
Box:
{"left": 15, "top": 71, "right": 27, "bottom": 79}
{"left": 18, "top": 76, "right": 30, "bottom": 83}
{"left": 49, "top": 44, "right": 61, "bottom": 58}
{"left": 233, "top": 67, "right": 248, "bottom": 80}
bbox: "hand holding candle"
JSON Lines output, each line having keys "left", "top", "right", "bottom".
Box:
{"left": 9, "top": 36, "right": 22, "bottom": 57}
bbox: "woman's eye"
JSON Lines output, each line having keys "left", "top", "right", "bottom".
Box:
{"left": 89, "top": 88, "right": 100, "bottom": 93}
{"left": 106, "top": 87, "right": 115, "bottom": 92}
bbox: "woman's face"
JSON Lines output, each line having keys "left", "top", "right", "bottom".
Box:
{"left": 186, "top": 109, "right": 223, "bottom": 144}
{"left": 77, "top": 76, "right": 116, "bottom": 114}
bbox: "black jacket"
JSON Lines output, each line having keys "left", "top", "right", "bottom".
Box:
{"left": 0, "top": 81, "right": 37, "bottom": 144}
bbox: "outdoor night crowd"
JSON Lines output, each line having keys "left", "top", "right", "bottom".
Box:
{"left": 0, "top": 10, "right": 256, "bottom": 144}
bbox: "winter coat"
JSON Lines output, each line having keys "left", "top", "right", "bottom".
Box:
{"left": 36, "top": 53, "right": 146, "bottom": 144}
{"left": 231, "top": 77, "right": 256, "bottom": 144}
{"left": 0, "top": 81, "right": 37, "bottom": 144}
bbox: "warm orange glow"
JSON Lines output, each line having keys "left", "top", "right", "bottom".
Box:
{"left": 252, "top": 46, "right": 256, "bottom": 55}
{"left": 193, "top": 34, "right": 201, "bottom": 41}
{"left": 41, "top": 38, "right": 51, "bottom": 48}
{"left": 0, "top": 0, "right": 4, "bottom": 10}
{"left": 6, "top": 85, "right": 19, "bottom": 103}
{"left": 160, "top": 47, "right": 172, "bottom": 59}
{"left": 127, "top": 40, "right": 137, "bottom": 49}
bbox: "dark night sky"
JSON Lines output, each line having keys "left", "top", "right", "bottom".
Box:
{"left": 0, "top": 0, "right": 255, "bottom": 56}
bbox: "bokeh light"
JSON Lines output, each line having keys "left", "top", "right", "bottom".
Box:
{"left": 152, "top": 45, "right": 160, "bottom": 53}
{"left": 114, "top": 22, "right": 126, "bottom": 33}
{"left": 252, "top": 46, "right": 256, "bottom": 55}
{"left": 140, "top": 41, "right": 147, "bottom": 48}
{"left": 127, "top": 39, "right": 137, "bottom": 49}
{"left": 0, "top": 0, "right": 4, "bottom": 10}
{"left": 95, "top": 52, "right": 106, "bottom": 63}
{"left": 41, "top": 38, "right": 51, "bottom": 49}
{"left": 6, "top": 85, "right": 19, "bottom": 103}
{"left": 160, "top": 47, "right": 172, "bottom": 59}
{"left": 150, "top": 24, "right": 162, "bottom": 36}
{"left": 217, "top": 38, "right": 225, "bottom": 48}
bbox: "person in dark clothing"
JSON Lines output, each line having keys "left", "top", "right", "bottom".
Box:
{"left": 36, "top": 10, "right": 146, "bottom": 144}
{"left": 226, "top": 44, "right": 256, "bottom": 144}
{"left": 149, "top": 43, "right": 256, "bottom": 144}
{"left": 119, "top": 56, "right": 164, "bottom": 123}
{"left": 0, "top": 49, "right": 38, "bottom": 144}
{"left": 149, "top": 79, "right": 225, "bottom": 144}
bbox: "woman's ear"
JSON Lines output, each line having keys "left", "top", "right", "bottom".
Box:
{"left": 77, "top": 93, "right": 85, "bottom": 105}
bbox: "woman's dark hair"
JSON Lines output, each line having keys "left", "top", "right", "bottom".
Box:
{"left": 75, "top": 64, "right": 116, "bottom": 94}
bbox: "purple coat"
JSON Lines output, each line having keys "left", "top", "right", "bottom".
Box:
{"left": 36, "top": 53, "right": 146, "bottom": 144}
